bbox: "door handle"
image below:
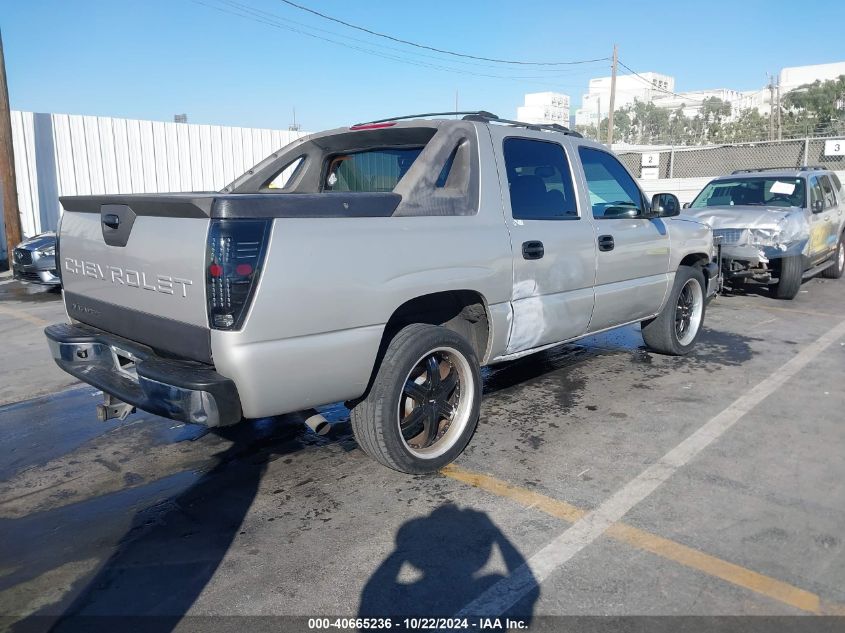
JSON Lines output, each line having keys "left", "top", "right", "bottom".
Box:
{"left": 102, "top": 214, "right": 121, "bottom": 229}
{"left": 598, "top": 235, "right": 615, "bottom": 252}
{"left": 522, "top": 240, "right": 544, "bottom": 260}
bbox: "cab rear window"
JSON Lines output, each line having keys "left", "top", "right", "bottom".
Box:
{"left": 324, "top": 148, "right": 423, "bottom": 192}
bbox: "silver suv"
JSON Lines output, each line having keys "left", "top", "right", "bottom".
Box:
{"left": 685, "top": 166, "right": 845, "bottom": 299}
{"left": 45, "top": 112, "right": 717, "bottom": 473}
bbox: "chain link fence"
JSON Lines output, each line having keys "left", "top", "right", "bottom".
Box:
{"left": 616, "top": 137, "right": 845, "bottom": 180}
{"left": 614, "top": 136, "right": 845, "bottom": 204}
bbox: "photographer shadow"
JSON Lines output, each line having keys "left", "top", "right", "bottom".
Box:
{"left": 359, "top": 505, "right": 538, "bottom": 624}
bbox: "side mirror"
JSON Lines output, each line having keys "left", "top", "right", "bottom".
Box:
{"left": 682, "top": 202, "right": 691, "bottom": 209}
{"left": 812, "top": 199, "right": 824, "bottom": 213}
{"left": 651, "top": 193, "right": 681, "bottom": 217}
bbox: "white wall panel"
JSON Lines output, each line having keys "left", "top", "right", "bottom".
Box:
{"left": 98, "top": 117, "right": 120, "bottom": 194}
{"left": 125, "top": 118, "right": 144, "bottom": 194}
{"left": 176, "top": 123, "right": 192, "bottom": 192}
{"left": 210, "top": 124, "right": 224, "bottom": 190}
{"left": 83, "top": 116, "right": 105, "bottom": 195}
{"left": 220, "top": 125, "right": 235, "bottom": 185}
{"left": 0, "top": 111, "right": 305, "bottom": 258}
{"left": 111, "top": 117, "right": 132, "bottom": 194}
{"left": 138, "top": 119, "right": 157, "bottom": 193}
{"left": 68, "top": 115, "right": 91, "bottom": 195}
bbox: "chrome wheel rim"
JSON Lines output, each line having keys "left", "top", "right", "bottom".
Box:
{"left": 398, "top": 346, "right": 474, "bottom": 459}
{"left": 838, "top": 243, "right": 844, "bottom": 271}
{"left": 675, "top": 278, "right": 704, "bottom": 346}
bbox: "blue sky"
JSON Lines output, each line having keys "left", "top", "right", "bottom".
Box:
{"left": 2, "top": 0, "right": 844, "bottom": 131}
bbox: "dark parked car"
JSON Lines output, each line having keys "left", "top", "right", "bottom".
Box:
{"left": 12, "top": 232, "right": 60, "bottom": 286}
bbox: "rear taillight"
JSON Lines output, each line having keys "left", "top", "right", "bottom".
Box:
{"left": 206, "top": 219, "right": 271, "bottom": 330}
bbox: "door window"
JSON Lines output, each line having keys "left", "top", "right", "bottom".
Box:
{"left": 578, "top": 147, "right": 644, "bottom": 218}
{"left": 502, "top": 138, "right": 578, "bottom": 220}
{"left": 819, "top": 175, "right": 837, "bottom": 209}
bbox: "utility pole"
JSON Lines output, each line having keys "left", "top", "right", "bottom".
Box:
{"left": 0, "top": 30, "right": 22, "bottom": 268}
{"left": 776, "top": 79, "right": 782, "bottom": 141}
{"left": 606, "top": 44, "right": 618, "bottom": 146}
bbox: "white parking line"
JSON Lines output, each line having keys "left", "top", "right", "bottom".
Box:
{"left": 457, "top": 317, "right": 845, "bottom": 617}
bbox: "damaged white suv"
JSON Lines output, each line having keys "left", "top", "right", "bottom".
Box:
{"left": 685, "top": 167, "right": 845, "bottom": 299}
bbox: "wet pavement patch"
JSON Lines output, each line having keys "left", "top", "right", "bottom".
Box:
{"left": 0, "top": 282, "right": 61, "bottom": 304}
{"left": 1, "top": 278, "right": 845, "bottom": 623}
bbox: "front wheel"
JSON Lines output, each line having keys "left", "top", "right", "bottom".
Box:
{"left": 820, "top": 238, "right": 844, "bottom": 279}
{"left": 350, "top": 323, "right": 481, "bottom": 474}
{"left": 772, "top": 255, "right": 803, "bottom": 299}
{"left": 641, "top": 265, "right": 706, "bottom": 356}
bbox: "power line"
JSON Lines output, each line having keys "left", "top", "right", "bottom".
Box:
{"left": 214, "top": 0, "right": 590, "bottom": 75}
{"left": 215, "top": 0, "right": 602, "bottom": 74}
{"left": 616, "top": 59, "right": 707, "bottom": 104}
{"left": 276, "top": 0, "right": 610, "bottom": 67}
{"left": 617, "top": 59, "right": 767, "bottom": 110}
{"left": 194, "top": 0, "right": 605, "bottom": 86}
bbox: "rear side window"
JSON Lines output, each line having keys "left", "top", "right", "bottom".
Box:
{"left": 578, "top": 147, "right": 643, "bottom": 218}
{"left": 502, "top": 138, "right": 578, "bottom": 220}
{"left": 265, "top": 156, "right": 304, "bottom": 189}
{"left": 325, "top": 148, "right": 422, "bottom": 192}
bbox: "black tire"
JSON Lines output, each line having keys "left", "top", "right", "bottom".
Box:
{"left": 820, "top": 237, "right": 844, "bottom": 279}
{"left": 350, "top": 323, "right": 481, "bottom": 474}
{"left": 641, "top": 265, "right": 706, "bottom": 356}
{"left": 772, "top": 255, "right": 803, "bottom": 299}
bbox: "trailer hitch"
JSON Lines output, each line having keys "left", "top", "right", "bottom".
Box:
{"left": 96, "top": 393, "right": 136, "bottom": 422}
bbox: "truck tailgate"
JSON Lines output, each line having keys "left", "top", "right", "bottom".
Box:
{"left": 59, "top": 195, "right": 212, "bottom": 362}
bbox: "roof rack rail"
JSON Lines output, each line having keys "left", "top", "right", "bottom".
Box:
{"left": 731, "top": 165, "right": 826, "bottom": 174}
{"left": 462, "top": 112, "right": 582, "bottom": 137}
{"left": 351, "top": 111, "right": 582, "bottom": 138}
{"left": 352, "top": 111, "right": 500, "bottom": 126}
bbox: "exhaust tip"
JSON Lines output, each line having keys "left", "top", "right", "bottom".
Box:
{"left": 304, "top": 412, "right": 331, "bottom": 436}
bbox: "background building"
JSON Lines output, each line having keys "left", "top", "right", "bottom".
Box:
{"left": 571, "top": 61, "right": 845, "bottom": 129}
{"left": 516, "top": 92, "right": 570, "bottom": 125}
{"left": 780, "top": 61, "right": 845, "bottom": 92}
{"left": 574, "top": 72, "right": 674, "bottom": 127}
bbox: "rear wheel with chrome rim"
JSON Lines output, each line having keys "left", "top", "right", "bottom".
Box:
{"left": 641, "top": 265, "right": 707, "bottom": 355}
{"left": 351, "top": 323, "right": 481, "bottom": 473}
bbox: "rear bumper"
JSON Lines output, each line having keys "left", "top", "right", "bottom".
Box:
{"left": 45, "top": 323, "right": 241, "bottom": 427}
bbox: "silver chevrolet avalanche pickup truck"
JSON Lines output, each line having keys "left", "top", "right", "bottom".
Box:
{"left": 46, "top": 112, "right": 717, "bottom": 473}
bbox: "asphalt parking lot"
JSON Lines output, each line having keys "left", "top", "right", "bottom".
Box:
{"left": 1, "top": 270, "right": 844, "bottom": 631}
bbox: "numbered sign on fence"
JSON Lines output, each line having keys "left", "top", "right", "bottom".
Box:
{"left": 824, "top": 139, "right": 845, "bottom": 156}
{"left": 641, "top": 152, "right": 660, "bottom": 167}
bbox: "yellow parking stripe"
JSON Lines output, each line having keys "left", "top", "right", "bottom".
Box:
{"left": 606, "top": 523, "right": 819, "bottom": 613}
{"left": 442, "top": 464, "right": 841, "bottom": 614}
{"left": 0, "top": 304, "right": 50, "bottom": 327}
{"left": 442, "top": 464, "right": 585, "bottom": 523}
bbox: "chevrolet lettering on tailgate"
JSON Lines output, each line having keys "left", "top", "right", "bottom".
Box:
{"left": 63, "top": 258, "right": 193, "bottom": 297}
